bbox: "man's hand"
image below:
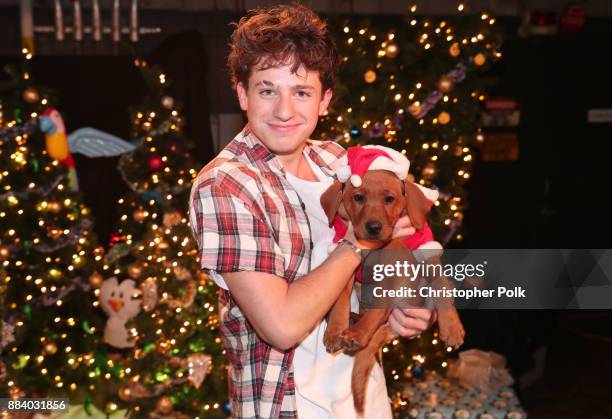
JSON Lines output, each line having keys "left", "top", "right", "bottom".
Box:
{"left": 388, "top": 308, "right": 436, "bottom": 338}
{"left": 392, "top": 215, "right": 416, "bottom": 239}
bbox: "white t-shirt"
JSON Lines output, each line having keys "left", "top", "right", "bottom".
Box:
{"left": 210, "top": 152, "right": 392, "bottom": 418}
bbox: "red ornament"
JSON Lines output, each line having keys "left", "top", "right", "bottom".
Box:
{"left": 559, "top": 4, "right": 586, "bottom": 33}
{"left": 109, "top": 233, "right": 123, "bottom": 246}
{"left": 148, "top": 155, "right": 163, "bottom": 171}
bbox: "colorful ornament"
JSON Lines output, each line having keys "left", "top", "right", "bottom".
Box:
{"left": 385, "top": 42, "right": 399, "bottom": 58}
{"left": 47, "top": 201, "right": 62, "bottom": 213}
{"left": 109, "top": 232, "right": 123, "bottom": 246}
{"left": 474, "top": 53, "right": 486, "bottom": 66}
{"left": 449, "top": 42, "right": 461, "bottom": 57}
{"left": 44, "top": 341, "right": 58, "bottom": 355}
{"left": 22, "top": 87, "right": 40, "bottom": 103}
{"left": 132, "top": 208, "right": 147, "bottom": 223}
{"left": 156, "top": 396, "right": 173, "bottom": 414}
{"left": 438, "top": 111, "right": 451, "bottom": 125}
{"left": 437, "top": 76, "right": 455, "bottom": 93}
{"left": 89, "top": 272, "right": 104, "bottom": 288}
{"left": 364, "top": 70, "right": 377, "bottom": 83}
{"left": 127, "top": 263, "right": 143, "bottom": 279}
{"left": 141, "top": 277, "right": 158, "bottom": 311}
{"left": 411, "top": 363, "right": 424, "bottom": 378}
{"left": 422, "top": 163, "right": 438, "bottom": 180}
{"left": 408, "top": 103, "right": 422, "bottom": 117}
{"left": 148, "top": 154, "right": 163, "bottom": 171}
{"left": 0, "top": 245, "right": 10, "bottom": 260}
{"left": 161, "top": 95, "right": 175, "bottom": 109}
{"left": 349, "top": 126, "right": 362, "bottom": 139}
{"left": 162, "top": 211, "right": 182, "bottom": 227}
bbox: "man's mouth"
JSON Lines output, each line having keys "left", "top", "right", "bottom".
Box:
{"left": 268, "top": 123, "right": 300, "bottom": 132}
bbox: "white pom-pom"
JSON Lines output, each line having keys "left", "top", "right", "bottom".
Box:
{"left": 337, "top": 165, "right": 352, "bottom": 183}
{"left": 350, "top": 174, "right": 362, "bottom": 187}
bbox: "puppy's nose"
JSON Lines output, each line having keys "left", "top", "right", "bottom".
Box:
{"left": 365, "top": 221, "right": 382, "bottom": 236}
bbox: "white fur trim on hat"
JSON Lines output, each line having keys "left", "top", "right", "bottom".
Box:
{"left": 350, "top": 174, "right": 362, "bottom": 187}
{"left": 363, "top": 145, "right": 410, "bottom": 180}
{"left": 415, "top": 184, "right": 439, "bottom": 203}
{"left": 334, "top": 155, "right": 351, "bottom": 183}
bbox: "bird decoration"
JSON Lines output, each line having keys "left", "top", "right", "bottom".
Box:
{"left": 39, "top": 108, "right": 136, "bottom": 190}
{"left": 99, "top": 277, "right": 142, "bottom": 348}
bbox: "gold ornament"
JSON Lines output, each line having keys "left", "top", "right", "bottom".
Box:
{"left": 118, "top": 385, "right": 133, "bottom": 401}
{"left": 163, "top": 211, "right": 182, "bottom": 227}
{"left": 89, "top": 272, "right": 104, "bottom": 288}
{"left": 364, "top": 70, "right": 377, "bottom": 83}
{"left": 385, "top": 43, "right": 399, "bottom": 58}
{"left": 44, "top": 342, "right": 58, "bottom": 355}
{"left": 421, "top": 163, "right": 438, "bottom": 180}
{"left": 128, "top": 263, "right": 143, "bottom": 279}
{"left": 47, "top": 227, "right": 63, "bottom": 239}
{"left": 0, "top": 245, "right": 11, "bottom": 260}
{"left": 449, "top": 42, "right": 461, "bottom": 57}
{"left": 158, "top": 241, "right": 170, "bottom": 250}
{"left": 408, "top": 103, "right": 422, "bottom": 117}
{"left": 474, "top": 53, "right": 486, "bottom": 66}
{"left": 156, "top": 396, "right": 173, "bottom": 414}
{"left": 22, "top": 87, "right": 40, "bottom": 103}
{"left": 132, "top": 209, "right": 147, "bottom": 223}
{"left": 438, "top": 111, "right": 451, "bottom": 125}
{"left": 454, "top": 146, "right": 463, "bottom": 157}
{"left": 437, "top": 76, "right": 454, "bottom": 93}
{"left": 47, "top": 201, "right": 62, "bottom": 213}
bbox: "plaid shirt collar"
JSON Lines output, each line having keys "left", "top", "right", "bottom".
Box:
{"left": 237, "top": 124, "right": 338, "bottom": 179}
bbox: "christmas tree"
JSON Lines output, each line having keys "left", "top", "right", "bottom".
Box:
{"left": 101, "top": 59, "right": 227, "bottom": 418}
{"left": 316, "top": 5, "right": 502, "bottom": 415}
{"left": 317, "top": 4, "right": 501, "bottom": 244}
{"left": 0, "top": 50, "right": 111, "bottom": 402}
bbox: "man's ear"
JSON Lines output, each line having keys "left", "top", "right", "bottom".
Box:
{"left": 236, "top": 82, "right": 248, "bottom": 112}
{"left": 403, "top": 180, "right": 430, "bottom": 231}
{"left": 318, "top": 88, "right": 333, "bottom": 116}
{"left": 320, "top": 180, "right": 343, "bottom": 227}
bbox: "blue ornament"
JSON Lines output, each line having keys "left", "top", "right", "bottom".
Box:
{"left": 412, "top": 364, "right": 424, "bottom": 379}
{"left": 223, "top": 402, "right": 232, "bottom": 414}
{"left": 350, "top": 127, "right": 361, "bottom": 139}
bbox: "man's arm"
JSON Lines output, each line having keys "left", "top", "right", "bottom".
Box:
{"left": 223, "top": 242, "right": 360, "bottom": 351}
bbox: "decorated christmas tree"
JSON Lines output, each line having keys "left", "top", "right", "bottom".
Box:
{"left": 0, "top": 51, "right": 112, "bottom": 402}
{"left": 317, "top": 5, "right": 502, "bottom": 415}
{"left": 100, "top": 59, "right": 227, "bottom": 418}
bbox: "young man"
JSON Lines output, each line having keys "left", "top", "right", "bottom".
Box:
{"left": 189, "top": 5, "right": 434, "bottom": 418}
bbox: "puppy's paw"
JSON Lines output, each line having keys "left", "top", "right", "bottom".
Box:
{"left": 437, "top": 308, "right": 465, "bottom": 349}
{"left": 340, "top": 328, "right": 366, "bottom": 353}
{"left": 323, "top": 327, "right": 345, "bottom": 354}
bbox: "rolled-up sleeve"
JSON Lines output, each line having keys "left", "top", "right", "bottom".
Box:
{"left": 189, "top": 176, "right": 286, "bottom": 283}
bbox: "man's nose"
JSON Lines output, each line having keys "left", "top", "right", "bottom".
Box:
{"left": 274, "top": 93, "right": 296, "bottom": 121}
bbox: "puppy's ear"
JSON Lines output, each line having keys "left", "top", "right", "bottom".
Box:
{"left": 403, "top": 181, "right": 431, "bottom": 231}
{"left": 320, "top": 180, "right": 343, "bottom": 227}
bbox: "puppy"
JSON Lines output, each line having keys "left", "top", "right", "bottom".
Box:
{"left": 320, "top": 169, "right": 465, "bottom": 413}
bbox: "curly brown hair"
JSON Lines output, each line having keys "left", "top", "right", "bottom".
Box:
{"left": 227, "top": 4, "right": 340, "bottom": 92}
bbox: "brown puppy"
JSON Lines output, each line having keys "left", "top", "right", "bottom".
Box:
{"left": 320, "top": 170, "right": 465, "bottom": 413}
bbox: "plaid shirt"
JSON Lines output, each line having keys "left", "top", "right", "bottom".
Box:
{"left": 189, "top": 126, "right": 345, "bottom": 418}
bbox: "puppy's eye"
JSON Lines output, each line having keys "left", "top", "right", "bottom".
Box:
{"left": 353, "top": 194, "right": 365, "bottom": 203}
{"left": 384, "top": 195, "right": 396, "bottom": 204}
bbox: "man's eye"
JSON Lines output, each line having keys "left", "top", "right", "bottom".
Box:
{"left": 384, "top": 196, "right": 396, "bottom": 204}
{"left": 259, "top": 89, "right": 274, "bottom": 96}
{"left": 296, "top": 91, "right": 311, "bottom": 98}
{"left": 353, "top": 194, "right": 365, "bottom": 203}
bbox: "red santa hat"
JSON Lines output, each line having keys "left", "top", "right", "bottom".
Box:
{"left": 335, "top": 145, "right": 410, "bottom": 188}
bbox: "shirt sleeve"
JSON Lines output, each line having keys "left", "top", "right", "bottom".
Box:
{"left": 189, "top": 179, "right": 286, "bottom": 280}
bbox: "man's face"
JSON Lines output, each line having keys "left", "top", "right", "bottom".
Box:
{"left": 236, "top": 62, "right": 333, "bottom": 160}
